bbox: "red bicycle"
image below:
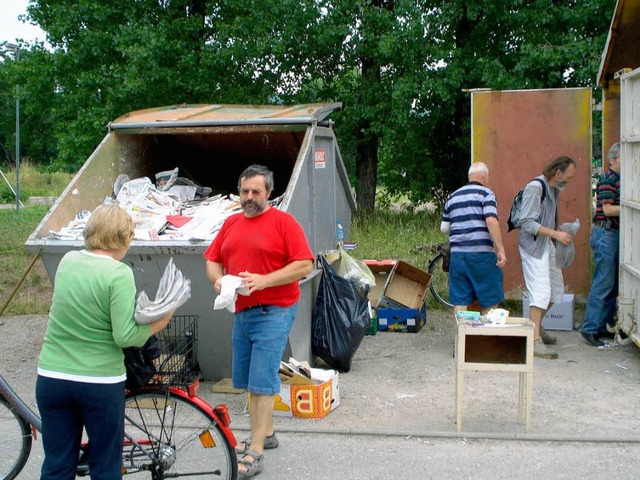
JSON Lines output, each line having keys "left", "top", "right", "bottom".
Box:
{"left": 0, "top": 315, "right": 238, "bottom": 480}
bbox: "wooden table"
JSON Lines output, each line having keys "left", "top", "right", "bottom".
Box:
{"left": 455, "top": 316, "right": 534, "bottom": 432}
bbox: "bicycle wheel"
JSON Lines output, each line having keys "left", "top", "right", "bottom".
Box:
{"left": 0, "top": 395, "right": 32, "bottom": 480}
{"left": 428, "top": 253, "right": 453, "bottom": 308}
{"left": 123, "top": 390, "right": 237, "bottom": 480}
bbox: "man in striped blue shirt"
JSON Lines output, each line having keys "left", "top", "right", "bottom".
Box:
{"left": 440, "top": 162, "right": 507, "bottom": 317}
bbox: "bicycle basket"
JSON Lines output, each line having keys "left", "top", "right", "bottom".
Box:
{"left": 134, "top": 315, "right": 200, "bottom": 388}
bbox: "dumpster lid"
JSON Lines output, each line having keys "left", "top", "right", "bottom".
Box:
{"left": 109, "top": 103, "right": 342, "bottom": 130}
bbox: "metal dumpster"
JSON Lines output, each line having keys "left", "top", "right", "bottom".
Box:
{"left": 25, "top": 103, "right": 356, "bottom": 380}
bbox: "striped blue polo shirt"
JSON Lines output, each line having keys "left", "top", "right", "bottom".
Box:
{"left": 441, "top": 181, "right": 498, "bottom": 253}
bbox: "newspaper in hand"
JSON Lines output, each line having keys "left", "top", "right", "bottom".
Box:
{"left": 134, "top": 258, "right": 191, "bottom": 324}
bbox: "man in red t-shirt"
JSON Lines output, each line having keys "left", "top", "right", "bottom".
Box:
{"left": 204, "top": 165, "right": 313, "bottom": 478}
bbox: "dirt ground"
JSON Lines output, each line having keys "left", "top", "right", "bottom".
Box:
{"left": 3, "top": 310, "right": 640, "bottom": 439}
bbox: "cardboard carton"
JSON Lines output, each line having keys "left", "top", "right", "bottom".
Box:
{"left": 363, "top": 259, "right": 396, "bottom": 307}
{"left": 522, "top": 292, "right": 574, "bottom": 331}
{"left": 271, "top": 359, "right": 340, "bottom": 419}
{"left": 379, "top": 260, "right": 432, "bottom": 309}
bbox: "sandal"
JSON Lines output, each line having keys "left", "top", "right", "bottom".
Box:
{"left": 236, "top": 432, "right": 279, "bottom": 454}
{"left": 238, "top": 449, "right": 264, "bottom": 478}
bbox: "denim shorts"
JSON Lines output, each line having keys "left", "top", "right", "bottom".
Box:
{"left": 449, "top": 251, "right": 504, "bottom": 308}
{"left": 231, "top": 304, "right": 298, "bottom": 395}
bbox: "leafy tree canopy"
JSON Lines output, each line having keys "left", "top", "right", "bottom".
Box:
{"left": 0, "top": 0, "right": 614, "bottom": 209}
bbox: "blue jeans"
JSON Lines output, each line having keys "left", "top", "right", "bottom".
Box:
{"left": 581, "top": 226, "right": 619, "bottom": 335}
{"left": 36, "top": 375, "right": 125, "bottom": 480}
{"left": 232, "top": 304, "right": 298, "bottom": 395}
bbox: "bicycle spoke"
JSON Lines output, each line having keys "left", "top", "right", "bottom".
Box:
{"left": 123, "top": 390, "right": 237, "bottom": 479}
{"left": 428, "top": 252, "right": 453, "bottom": 309}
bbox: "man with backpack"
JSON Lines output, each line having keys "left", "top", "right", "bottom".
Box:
{"left": 517, "top": 156, "right": 576, "bottom": 359}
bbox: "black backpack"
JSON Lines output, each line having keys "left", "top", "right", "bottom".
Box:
{"left": 506, "top": 178, "right": 547, "bottom": 232}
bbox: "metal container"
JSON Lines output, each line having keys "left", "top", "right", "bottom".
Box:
{"left": 25, "top": 103, "right": 356, "bottom": 379}
{"left": 619, "top": 68, "right": 640, "bottom": 346}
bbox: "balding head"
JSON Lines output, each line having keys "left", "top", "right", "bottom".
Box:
{"left": 468, "top": 162, "right": 489, "bottom": 184}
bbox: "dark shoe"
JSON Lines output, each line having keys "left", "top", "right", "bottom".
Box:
{"left": 598, "top": 330, "right": 615, "bottom": 340}
{"left": 533, "top": 340, "right": 558, "bottom": 359}
{"left": 540, "top": 325, "right": 557, "bottom": 345}
{"left": 580, "top": 331, "right": 604, "bottom": 347}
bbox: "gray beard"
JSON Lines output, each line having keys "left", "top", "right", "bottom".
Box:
{"left": 242, "top": 200, "right": 265, "bottom": 217}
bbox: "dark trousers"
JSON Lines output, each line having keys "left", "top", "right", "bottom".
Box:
{"left": 36, "top": 375, "right": 125, "bottom": 480}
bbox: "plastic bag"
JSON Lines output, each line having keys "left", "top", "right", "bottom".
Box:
{"left": 312, "top": 255, "right": 371, "bottom": 372}
{"left": 335, "top": 244, "right": 376, "bottom": 293}
{"left": 123, "top": 336, "right": 160, "bottom": 390}
{"left": 556, "top": 218, "right": 580, "bottom": 269}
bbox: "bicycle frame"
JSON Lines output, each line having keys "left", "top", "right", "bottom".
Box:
{"left": 1, "top": 372, "right": 237, "bottom": 479}
{"left": 0, "top": 373, "right": 41, "bottom": 433}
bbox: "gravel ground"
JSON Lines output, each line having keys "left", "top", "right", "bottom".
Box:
{"left": 4, "top": 310, "right": 640, "bottom": 440}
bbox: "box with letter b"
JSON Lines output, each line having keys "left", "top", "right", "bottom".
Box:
{"left": 272, "top": 359, "right": 340, "bottom": 419}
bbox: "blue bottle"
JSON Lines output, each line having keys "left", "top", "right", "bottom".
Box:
{"left": 336, "top": 220, "right": 344, "bottom": 247}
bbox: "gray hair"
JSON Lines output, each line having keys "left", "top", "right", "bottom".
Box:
{"left": 238, "top": 164, "right": 274, "bottom": 192}
{"left": 468, "top": 162, "right": 489, "bottom": 178}
{"left": 607, "top": 142, "right": 621, "bottom": 163}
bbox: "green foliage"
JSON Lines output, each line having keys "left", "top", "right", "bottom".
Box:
{"left": 0, "top": 0, "right": 616, "bottom": 207}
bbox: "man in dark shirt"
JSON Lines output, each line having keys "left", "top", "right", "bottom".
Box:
{"left": 580, "top": 143, "right": 621, "bottom": 347}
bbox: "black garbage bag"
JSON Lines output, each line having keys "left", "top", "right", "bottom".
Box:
{"left": 123, "top": 335, "right": 160, "bottom": 390}
{"left": 312, "top": 255, "right": 371, "bottom": 372}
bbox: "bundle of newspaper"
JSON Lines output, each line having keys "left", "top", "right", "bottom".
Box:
{"left": 134, "top": 258, "right": 191, "bottom": 324}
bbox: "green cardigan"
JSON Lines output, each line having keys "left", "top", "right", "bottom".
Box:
{"left": 38, "top": 250, "right": 151, "bottom": 378}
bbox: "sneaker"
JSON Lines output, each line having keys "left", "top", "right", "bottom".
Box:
{"left": 534, "top": 339, "right": 558, "bottom": 359}
{"left": 539, "top": 326, "right": 557, "bottom": 345}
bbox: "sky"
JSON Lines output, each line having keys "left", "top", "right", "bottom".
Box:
{"left": 0, "top": 0, "right": 47, "bottom": 45}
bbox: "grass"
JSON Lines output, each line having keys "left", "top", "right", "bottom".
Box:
{"left": 350, "top": 208, "right": 446, "bottom": 270}
{"left": 0, "top": 161, "right": 73, "bottom": 203}
{"left": 0, "top": 206, "right": 56, "bottom": 315}
{"left": 0, "top": 162, "right": 74, "bottom": 315}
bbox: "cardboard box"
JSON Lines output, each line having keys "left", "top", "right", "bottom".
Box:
{"left": 522, "top": 292, "right": 574, "bottom": 331}
{"left": 363, "top": 260, "right": 396, "bottom": 307}
{"left": 273, "top": 371, "right": 340, "bottom": 419}
{"left": 377, "top": 305, "right": 427, "bottom": 333}
{"left": 378, "top": 260, "right": 432, "bottom": 309}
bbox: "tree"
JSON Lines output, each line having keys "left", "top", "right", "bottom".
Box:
{"left": 3, "top": 0, "right": 615, "bottom": 209}
{"left": 291, "top": 0, "right": 438, "bottom": 212}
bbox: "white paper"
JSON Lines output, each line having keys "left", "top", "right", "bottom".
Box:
{"left": 213, "top": 275, "right": 250, "bottom": 313}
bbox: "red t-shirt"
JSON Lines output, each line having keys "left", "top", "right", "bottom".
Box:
{"left": 203, "top": 208, "right": 314, "bottom": 311}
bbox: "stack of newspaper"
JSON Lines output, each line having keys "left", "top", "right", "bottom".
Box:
{"left": 134, "top": 258, "right": 191, "bottom": 324}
